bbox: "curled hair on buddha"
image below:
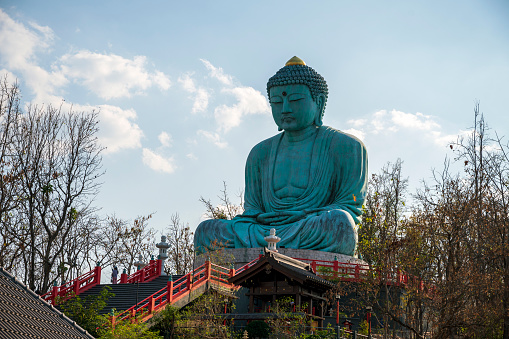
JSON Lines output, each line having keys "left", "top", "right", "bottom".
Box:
{"left": 267, "top": 56, "right": 329, "bottom": 127}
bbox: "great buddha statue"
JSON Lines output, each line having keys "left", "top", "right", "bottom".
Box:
{"left": 194, "top": 57, "right": 368, "bottom": 257}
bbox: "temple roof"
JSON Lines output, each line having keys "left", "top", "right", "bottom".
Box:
{"left": 229, "top": 249, "right": 335, "bottom": 291}
{"left": 0, "top": 267, "right": 94, "bottom": 339}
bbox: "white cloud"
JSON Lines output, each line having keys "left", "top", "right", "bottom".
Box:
{"left": 142, "top": 148, "right": 176, "bottom": 173}
{"left": 345, "top": 109, "right": 467, "bottom": 148}
{"left": 214, "top": 86, "right": 269, "bottom": 132}
{"left": 186, "top": 153, "right": 198, "bottom": 160}
{"left": 59, "top": 51, "right": 171, "bottom": 100}
{"left": 197, "top": 130, "right": 228, "bottom": 148}
{"left": 179, "top": 73, "right": 209, "bottom": 113}
{"left": 158, "top": 131, "right": 172, "bottom": 148}
{"left": 391, "top": 110, "right": 440, "bottom": 131}
{"left": 0, "top": 9, "right": 66, "bottom": 99}
{"left": 343, "top": 128, "right": 365, "bottom": 141}
{"left": 0, "top": 69, "right": 18, "bottom": 84}
{"left": 200, "top": 59, "right": 233, "bottom": 86}
{"left": 178, "top": 73, "right": 196, "bottom": 92}
{"left": 192, "top": 88, "right": 210, "bottom": 113}
{"left": 96, "top": 105, "right": 144, "bottom": 154}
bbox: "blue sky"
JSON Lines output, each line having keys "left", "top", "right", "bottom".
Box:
{"left": 1, "top": 1, "right": 508, "bottom": 235}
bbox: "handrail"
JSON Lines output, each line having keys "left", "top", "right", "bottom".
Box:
{"left": 124, "top": 259, "right": 162, "bottom": 284}
{"left": 41, "top": 265, "right": 102, "bottom": 305}
{"left": 114, "top": 260, "right": 237, "bottom": 325}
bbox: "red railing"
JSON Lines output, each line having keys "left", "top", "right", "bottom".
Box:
{"left": 42, "top": 265, "right": 101, "bottom": 305}
{"left": 112, "top": 260, "right": 236, "bottom": 325}
{"left": 108, "top": 252, "right": 417, "bottom": 326}
{"left": 121, "top": 259, "right": 162, "bottom": 284}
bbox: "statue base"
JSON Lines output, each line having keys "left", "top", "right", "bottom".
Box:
{"left": 195, "top": 247, "right": 367, "bottom": 269}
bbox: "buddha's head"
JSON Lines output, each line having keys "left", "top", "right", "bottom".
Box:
{"left": 267, "top": 57, "right": 328, "bottom": 131}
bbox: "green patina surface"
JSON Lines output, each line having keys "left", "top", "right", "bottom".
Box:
{"left": 194, "top": 57, "right": 368, "bottom": 256}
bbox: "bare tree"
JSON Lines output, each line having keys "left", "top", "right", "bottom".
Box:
{"left": 12, "top": 102, "right": 103, "bottom": 292}
{"left": 199, "top": 181, "right": 244, "bottom": 220}
{"left": 164, "top": 213, "right": 194, "bottom": 275}
{"left": 0, "top": 77, "right": 23, "bottom": 271}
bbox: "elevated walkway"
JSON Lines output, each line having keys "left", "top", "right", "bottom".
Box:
{"left": 78, "top": 275, "right": 183, "bottom": 314}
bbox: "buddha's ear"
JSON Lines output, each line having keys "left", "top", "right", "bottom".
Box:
{"left": 314, "top": 94, "right": 325, "bottom": 126}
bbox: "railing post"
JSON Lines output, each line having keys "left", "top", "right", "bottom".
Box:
{"left": 333, "top": 256, "right": 339, "bottom": 278}
{"left": 148, "top": 296, "right": 155, "bottom": 313}
{"left": 51, "top": 282, "right": 59, "bottom": 305}
{"left": 130, "top": 309, "right": 136, "bottom": 323}
{"left": 167, "top": 276, "right": 174, "bottom": 303}
{"left": 205, "top": 260, "right": 211, "bottom": 280}
{"left": 229, "top": 265, "right": 236, "bottom": 279}
{"left": 140, "top": 268, "right": 146, "bottom": 283}
{"left": 120, "top": 269, "right": 128, "bottom": 284}
{"left": 94, "top": 262, "right": 101, "bottom": 285}
{"left": 110, "top": 309, "right": 116, "bottom": 330}
{"left": 157, "top": 259, "right": 162, "bottom": 276}
{"left": 311, "top": 261, "right": 317, "bottom": 274}
{"left": 186, "top": 273, "right": 192, "bottom": 290}
{"left": 73, "top": 278, "right": 80, "bottom": 295}
{"left": 355, "top": 265, "right": 360, "bottom": 281}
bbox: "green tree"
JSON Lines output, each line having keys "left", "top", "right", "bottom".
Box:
{"left": 100, "top": 321, "right": 162, "bottom": 339}
{"left": 59, "top": 286, "right": 114, "bottom": 337}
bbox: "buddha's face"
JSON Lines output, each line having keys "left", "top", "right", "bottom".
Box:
{"left": 269, "top": 84, "right": 321, "bottom": 132}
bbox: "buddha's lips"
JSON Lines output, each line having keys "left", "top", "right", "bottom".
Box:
{"left": 281, "top": 116, "right": 294, "bottom": 122}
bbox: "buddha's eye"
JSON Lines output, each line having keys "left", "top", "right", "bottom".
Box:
{"left": 270, "top": 96, "right": 283, "bottom": 104}
{"left": 288, "top": 94, "right": 305, "bottom": 102}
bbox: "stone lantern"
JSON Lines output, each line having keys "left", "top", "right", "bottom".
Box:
{"left": 156, "top": 235, "right": 170, "bottom": 275}
{"left": 264, "top": 228, "right": 281, "bottom": 252}
{"left": 134, "top": 254, "right": 146, "bottom": 271}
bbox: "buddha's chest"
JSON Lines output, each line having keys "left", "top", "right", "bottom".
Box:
{"left": 273, "top": 141, "right": 313, "bottom": 198}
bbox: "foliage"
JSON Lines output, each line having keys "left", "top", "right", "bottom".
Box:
{"left": 59, "top": 286, "right": 114, "bottom": 337}
{"left": 175, "top": 290, "right": 235, "bottom": 338}
{"left": 265, "top": 297, "right": 309, "bottom": 339}
{"left": 244, "top": 320, "right": 270, "bottom": 338}
{"left": 357, "top": 320, "right": 369, "bottom": 335}
{"left": 349, "top": 103, "right": 509, "bottom": 338}
{"left": 148, "top": 304, "right": 181, "bottom": 339}
{"left": 99, "top": 320, "right": 163, "bottom": 339}
{"left": 300, "top": 324, "right": 336, "bottom": 339}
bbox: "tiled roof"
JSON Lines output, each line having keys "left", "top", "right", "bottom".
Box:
{"left": 230, "top": 249, "right": 335, "bottom": 290}
{"left": 0, "top": 267, "right": 95, "bottom": 339}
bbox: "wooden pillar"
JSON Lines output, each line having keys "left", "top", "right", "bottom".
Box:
{"left": 249, "top": 286, "right": 254, "bottom": 313}
{"left": 296, "top": 290, "right": 302, "bottom": 311}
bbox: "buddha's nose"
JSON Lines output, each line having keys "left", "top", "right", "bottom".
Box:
{"left": 282, "top": 99, "right": 292, "bottom": 113}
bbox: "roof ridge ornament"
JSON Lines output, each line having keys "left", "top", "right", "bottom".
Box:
{"left": 285, "top": 56, "right": 306, "bottom": 66}
{"left": 264, "top": 228, "right": 281, "bottom": 252}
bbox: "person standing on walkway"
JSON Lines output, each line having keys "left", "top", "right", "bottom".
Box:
{"left": 111, "top": 266, "right": 118, "bottom": 284}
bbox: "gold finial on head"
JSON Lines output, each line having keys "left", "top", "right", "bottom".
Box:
{"left": 285, "top": 56, "right": 306, "bottom": 66}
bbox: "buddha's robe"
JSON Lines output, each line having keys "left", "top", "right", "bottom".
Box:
{"left": 194, "top": 126, "right": 368, "bottom": 256}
